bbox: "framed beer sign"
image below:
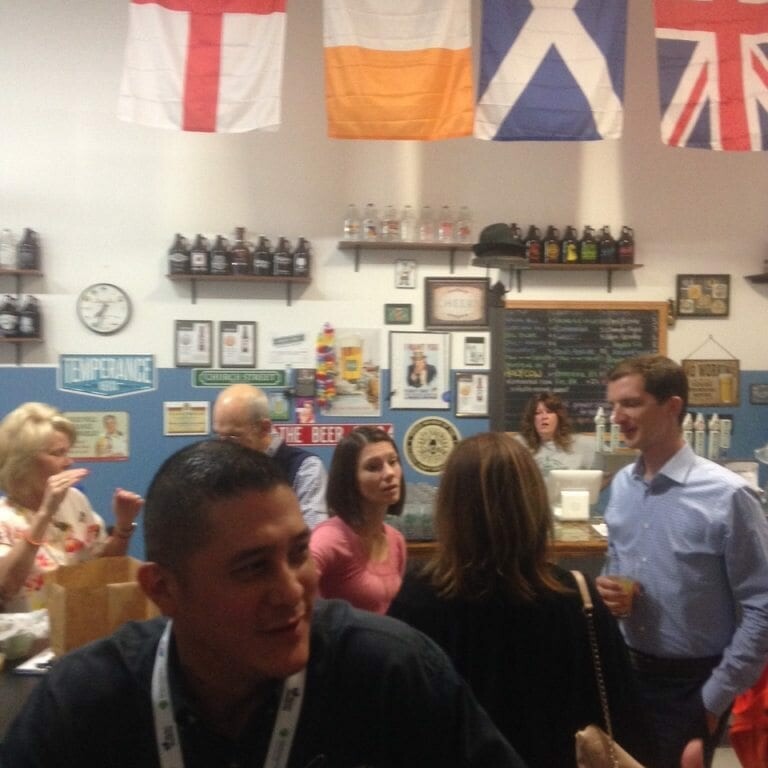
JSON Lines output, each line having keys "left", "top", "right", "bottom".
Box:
{"left": 682, "top": 359, "right": 740, "bottom": 406}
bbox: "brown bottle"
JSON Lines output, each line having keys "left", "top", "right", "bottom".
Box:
{"left": 618, "top": 226, "right": 635, "bottom": 264}
{"left": 209, "top": 235, "right": 230, "bottom": 275}
{"left": 252, "top": 236, "right": 273, "bottom": 276}
{"left": 272, "top": 237, "right": 293, "bottom": 276}
{"left": 292, "top": 237, "right": 311, "bottom": 278}
{"left": 0, "top": 294, "right": 20, "bottom": 337}
{"left": 168, "top": 233, "right": 190, "bottom": 274}
{"left": 229, "top": 227, "right": 251, "bottom": 275}
{"left": 189, "top": 234, "right": 210, "bottom": 274}
{"left": 524, "top": 225, "right": 543, "bottom": 264}
{"left": 561, "top": 225, "right": 579, "bottom": 263}
{"left": 16, "top": 228, "right": 40, "bottom": 270}
{"left": 579, "top": 225, "right": 598, "bottom": 263}
{"left": 598, "top": 225, "right": 617, "bottom": 264}
{"left": 543, "top": 226, "right": 560, "bottom": 264}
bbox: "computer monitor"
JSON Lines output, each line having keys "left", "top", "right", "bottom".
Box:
{"left": 547, "top": 469, "right": 604, "bottom": 520}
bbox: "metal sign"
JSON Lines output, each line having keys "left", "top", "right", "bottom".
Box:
{"left": 191, "top": 369, "right": 286, "bottom": 388}
{"left": 58, "top": 355, "right": 156, "bottom": 398}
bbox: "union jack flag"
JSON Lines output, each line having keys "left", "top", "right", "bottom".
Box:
{"left": 655, "top": 0, "right": 768, "bottom": 151}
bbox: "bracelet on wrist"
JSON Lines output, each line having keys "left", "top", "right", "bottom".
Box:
{"left": 113, "top": 522, "right": 137, "bottom": 539}
{"left": 23, "top": 532, "right": 45, "bottom": 548}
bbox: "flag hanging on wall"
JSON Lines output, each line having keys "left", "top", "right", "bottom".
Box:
{"left": 323, "top": 0, "right": 474, "bottom": 140}
{"left": 474, "top": 0, "right": 627, "bottom": 141}
{"left": 118, "top": 0, "right": 286, "bottom": 133}
{"left": 655, "top": 0, "right": 768, "bottom": 151}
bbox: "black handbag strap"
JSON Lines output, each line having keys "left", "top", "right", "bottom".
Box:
{"left": 572, "top": 570, "right": 619, "bottom": 768}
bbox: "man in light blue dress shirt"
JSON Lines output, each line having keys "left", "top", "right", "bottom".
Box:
{"left": 596, "top": 355, "right": 768, "bottom": 768}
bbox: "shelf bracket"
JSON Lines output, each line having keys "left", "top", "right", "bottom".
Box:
{"left": 606, "top": 270, "right": 613, "bottom": 293}
{"left": 286, "top": 282, "right": 293, "bottom": 306}
{"left": 190, "top": 279, "right": 198, "bottom": 304}
{"left": 449, "top": 248, "right": 456, "bottom": 274}
{"left": 354, "top": 245, "right": 361, "bottom": 272}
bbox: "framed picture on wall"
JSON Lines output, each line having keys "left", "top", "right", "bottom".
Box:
{"left": 174, "top": 320, "right": 213, "bottom": 367}
{"left": 455, "top": 372, "right": 489, "bottom": 417}
{"left": 676, "top": 274, "right": 730, "bottom": 317}
{"left": 425, "top": 277, "right": 490, "bottom": 330}
{"left": 384, "top": 303, "right": 412, "bottom": 325}
{"left": 463, "top": 335, "right": 487, "bottom": 367}
{"left": 219, "top": 321, "right": 256, "bottom": 368}
{"left": 389, "top": 331, "right": 450, "bottom": 410}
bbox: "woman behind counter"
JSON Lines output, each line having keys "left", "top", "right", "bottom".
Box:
{"left": 519, "top": 391, "right": 595, "bottom": 473}
{"left": 0, "top": 403, "right": 143, "bottom": 612}
{"left": 388, "top": 433, "right": 652, "bottom": 768}
{"left": 310, "top": 426, "right": 406, "bottom": 614}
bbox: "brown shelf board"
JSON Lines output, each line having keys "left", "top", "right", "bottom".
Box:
{"left": 337, "top": 240, "right": 472, "bottom": 252}
{"left": 166, "top": 274, "right": 310, "bottom": 284}
{"left": 745, "top": 273, "right": 768, "bottom": 283}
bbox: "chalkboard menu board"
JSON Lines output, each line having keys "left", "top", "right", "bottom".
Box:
{"left": 495, "top": 301, "right": 668, "bottom": 432}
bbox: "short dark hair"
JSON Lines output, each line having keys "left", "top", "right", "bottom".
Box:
{"left": 144, "top": 440, "right": 291, "bottom": 570}
{"left": 326, "top": 426, "right": 405, "bottom": 527}
{"left": 608, "top": 354, "right": 688, "bottom": 423}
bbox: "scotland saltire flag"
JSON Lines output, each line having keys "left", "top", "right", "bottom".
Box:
{"left": 655, "top": 0, "right": 768, "bottom": 151}
{"left": 474, "top": 0, "right": 627, "bottom": 141}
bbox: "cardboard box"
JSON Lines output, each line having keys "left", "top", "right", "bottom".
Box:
{"left": 45, "top": 556, "right": 159, "bottom": 656}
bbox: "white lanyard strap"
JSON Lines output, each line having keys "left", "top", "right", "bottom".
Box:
{"left": 152, "top": 620, "right": 305, "bottom": 768}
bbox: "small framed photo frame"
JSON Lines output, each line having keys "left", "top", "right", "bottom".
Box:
{"left": 175, "top": 320, "right": 213, "bottom": 367}
{"left": 455, "top": 371, "right": 489, "bottom": 417}
{"left": 384, "top": 303, "right": 412, "bottom": 325}
{"left": 425, "top": 276, "right": 490, "bottom": 330}
{"left": 676, "top": 274, "right": 730, "bottom": 317}
{"left": 749, "top": 383, "right": 768, "bottom": 405}
{"left": 394, "top": 259, "right": 416, "bottom": 289}
{"left": 389, "top": 331, "right": 450, "bottom": 410}
{"left": 463, "top": 335, "right": 487, "bottom": 367}
{"left": 219, "top": 321, "right": 256, "bottom": 368}
{"left": 682, "top": 359, "right": 740, "bottom": 406}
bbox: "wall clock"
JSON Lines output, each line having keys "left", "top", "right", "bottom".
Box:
{"left": 76, "top": 283, "right": 132, "bottom": 335}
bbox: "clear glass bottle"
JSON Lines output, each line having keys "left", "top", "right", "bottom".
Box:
{"left": 594, "top": 406, "right": 606, "bottom": 454}
{"left": 693, "top": 412, "right": 706, "bottom": 456}
{"left": 707, "top": 413, "right": 720, "bottom": 460}
{"left": 437, "top": 206, "right": 454, "bottom": 242}
{"left": 381, "top": 205, "right": 401, "bottom": 241}
{"left": 400, "top": 205, "right": 417, "bottom": 241}
{"left": 682, "top": 412, "right": 693, "bottom": 448}
{"left": 455, "top": 206, "right": 473, "bottom": 243}
{"left": 418, "top": 205, "right": 435, "bottom": 242}
{"left": 343, "top": 204, "right": 361, "bottom": 240}
{"left": 362, "top": 203, "right": 379, "bottom": 241}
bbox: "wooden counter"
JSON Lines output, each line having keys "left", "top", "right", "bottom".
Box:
{"left": 406, "top": 520, "right": 608, "bottom": 562}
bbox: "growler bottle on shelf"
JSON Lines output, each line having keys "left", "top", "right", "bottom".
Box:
{"left": 560, "top": 225, "right": 579, "bottom": 263}
{"left": 272, "top": 237, "right": 293, "bottom": 276}
{"left": 598, "top": 225, "right": 617, "bottom": 264}
{"left": 252, "top": 236, "right": 273, "bottom": 276}
{"left": 209, "top": 235, "right": 230, "bottom": 275}
{"left": 229, "top": 227, "right": 251, "bottom": 275}
{"left": 16, "top": 228, "right": 40, "bottom": 270}
{"left": 0, "top": 229, "right": 15, "bottom": 270}
{"left": 189, "top": 234, "right": 210, "bottom": 274}
{"left": 292, "top": 237, "right": 311, "bottom": 278}
{"left": 168, "top": 233, "right": 190, "bottom": 274}
{"left": 524, "top": 225, "right": 543, "bottom": 263}
{"left": 18, "top": 295, "right": 41, "bottom": 337}
{"left": 543, "top": 226, "right": 560, "bottom": 264}
{"left": 618, "top": 226, "right": 635, "bottom": 264}
{"left": 509, "top": 222, "right": 525, "bottom": 248}
{"left": 579, "top": 225, "right": 598, "bottom": 263}
{"left": 0, "top": 294, "right": 19, "bottom": 337}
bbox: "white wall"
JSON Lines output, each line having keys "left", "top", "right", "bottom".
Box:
{"left": 1, "top": 0, "right": 767, "bottom": 370}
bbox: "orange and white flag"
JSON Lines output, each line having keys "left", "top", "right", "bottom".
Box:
{"left": 118, "top": 0, "right": 286, "bottom": 133}
{"left": 323, "top": 0, "right": 474, "bottom": 140}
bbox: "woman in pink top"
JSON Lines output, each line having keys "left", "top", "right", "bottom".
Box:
{"left": 310, "top": 426, "right": 406, "bottom": 613}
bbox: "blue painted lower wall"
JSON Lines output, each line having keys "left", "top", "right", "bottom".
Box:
{"left": 1, "top": 367, "right": 766, "bottom": 559}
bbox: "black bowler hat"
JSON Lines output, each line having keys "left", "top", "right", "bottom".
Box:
{"left": 472, "top": 223, "right": 526, "bottom": 257}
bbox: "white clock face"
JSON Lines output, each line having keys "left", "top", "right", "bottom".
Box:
{"left": 77, "top": 283, "right": 131, "bottom": 335}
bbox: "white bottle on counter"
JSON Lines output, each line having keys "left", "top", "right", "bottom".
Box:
{"left": 693, "top": 412, "right": 706, "bottom": 456}
{"left": 707, "top": 414, "right": 720, "bottom": 460}
{"left": 609, "top": 421, "right": 621, "bottom": 453}
{"left": 594, "top": 406, "right": 606, "bottom": 454}
{"left": 682, "top": 412, "right": 693, "bottom": 449}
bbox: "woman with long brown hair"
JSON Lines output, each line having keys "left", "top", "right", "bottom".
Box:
{"left": 389, "top": 432, "right": 651, "bottom": 767}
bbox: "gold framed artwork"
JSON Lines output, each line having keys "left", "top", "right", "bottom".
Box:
{"left": 425, "top": 277, "right": 489, "bottom": 330}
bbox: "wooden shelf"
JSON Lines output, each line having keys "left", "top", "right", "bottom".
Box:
{"left": 471, "top": 260, "right": 643, "bottom": 293}
{"left": 745, "top": 272, "right": 768, "bottom": 284}
{"left": 0, "top": 268, "right": 43, "bottom": 278}
{"left": 167, "top": 273, "right": 310, "bottom": 306}
{"left": 1, "top": 269, "right": 44, "bottom": 365}
{"left": 337, "top": 240, "right": 473, "bottom": 273}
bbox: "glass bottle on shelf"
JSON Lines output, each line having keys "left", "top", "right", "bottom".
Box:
{"left": 418, "top": 205, "right": 435, "bottom": 242}
{"left": 0, "top": 229, "right": 15, "bottom": 270}
{"left": 579, "top": 225, "right": 598, "bottom": 263}
{"left": 561, "top": 225, "right": 579, "bottom": 263}
{"left": 189, "top": 234, "right": 210, "bottom": 274}
{"left": 524, "top": 224, "right": 543, "bottom": 263}
{"left": 362, "top": 203, "right": 379, "bottom": 241}
{"left": 618, "top": 226, "right": 635, "bottom": 264}
{"left": 16, "top": 228, "right": 40, "bottom": 270}
{"left": 400, "top": 205, "right": 417, "bottom": 241}
{"left": 437, "top": 206, "right": 454, "bottom": 242}
{"left": 0, "top": 294, "right": 20, "bottom": 337}
{"left": 455, "top": 206, "right": 472, "bottom": 243}
{"left": 693, "top": 412, "right": 706, "bottom": 456}
{"left": 209, "top": 234, "right": 230, "bottom": 275}
{"left": 381, "top": 205, "right": 401, "bottom": 241}
{"left": 272, "top": 237, "right": 293, "bottom": 276}
{"left": 292, "top": 237, "right": 311, "bottom": 278}
{"left": 252, "top": 235, "right": 273, "bottom": 276}
{"left": 543, "top": 225, "right": 560, "bottom": 264}
{"left": 229, "top": 227, "right": 251, "bottom": 275}
{"left": 168, "top": 233, "right": 190, "bottom": 274}
{"left": 17, "top": 295, "right": 40, "bottom": 337}
{"left": 343, "top": 204, "right": 361, "bottom": 240}
{"left": 599, "top": 225, "right": 617, "bottom": 264}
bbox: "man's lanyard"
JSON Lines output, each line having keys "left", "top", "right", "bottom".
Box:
{"left": 151, "top": 620, "right": 306, "bottom": 768}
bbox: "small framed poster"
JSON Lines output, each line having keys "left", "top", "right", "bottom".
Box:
{"left": 463, "top": 335, "right": 487, "bottom": 367}
{"left": 682, "top": 359, "right": 740, "bottom": 406}
{"left": 384, "top": 303, "right": 412, "bottom": 325}
{"left": 175, "top": 320, "right": 212, "bottom": 367}
{"left": 219, "top": 321, "right": 256, "bottom": 368}
{"left": 676, "top": 275, "right": 730, "bottom": 317}
{"left": 394, "top": 259, "right": 416, "bottom": 289}
{"left": 425, "top": 277, "right": 489, "bottom": 330}
{"left": 749, "top": 383, "right": 768, "bottom": 405}
{"left": 455, "top": 372, "right": 489, "bottom": 417}
{"left": 389, "top": 331, "right": 450, "bottom": 410}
